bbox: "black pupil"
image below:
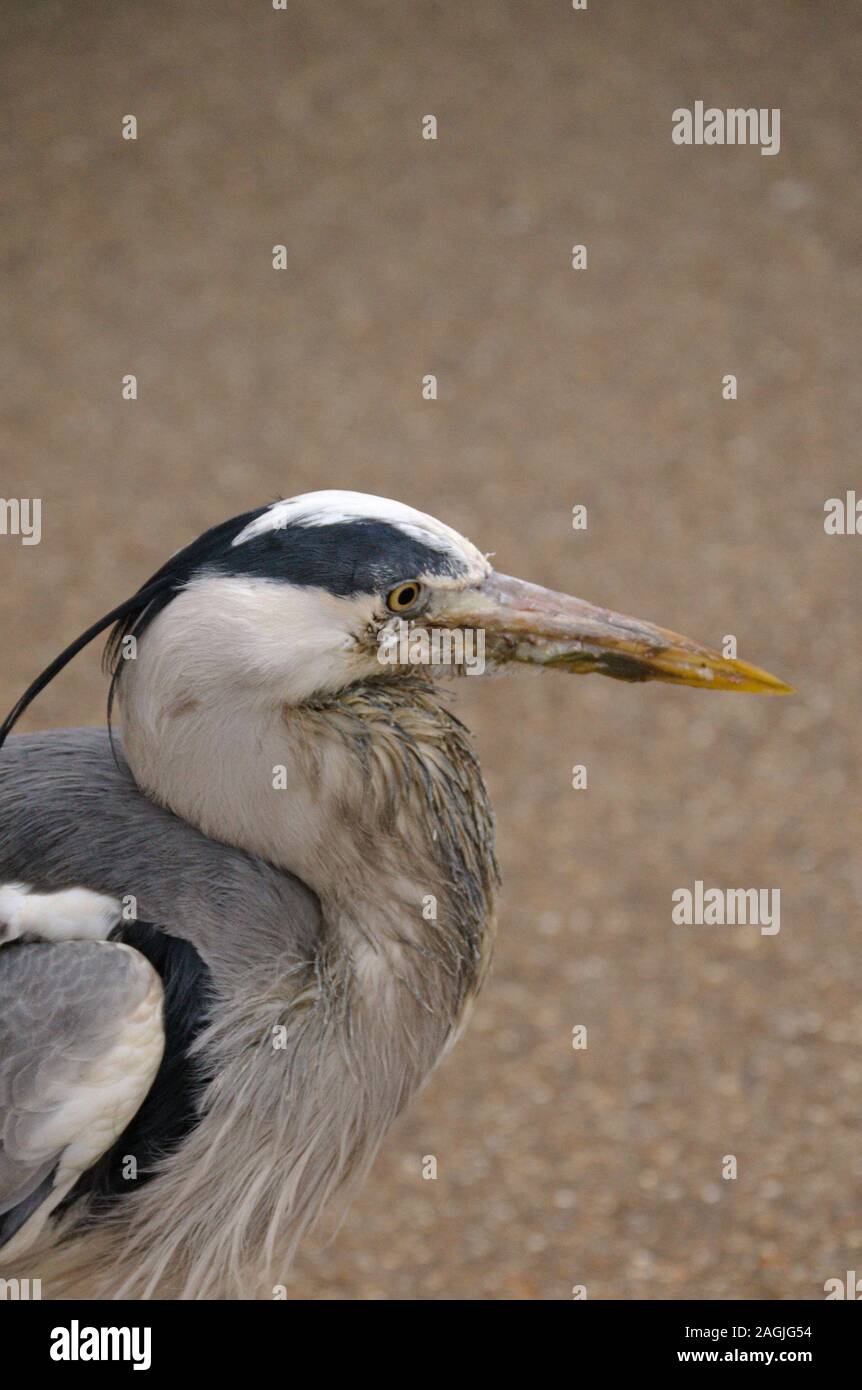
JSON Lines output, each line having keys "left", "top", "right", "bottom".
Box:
{"left": 397, "top": 586, "right": 416, "bottom": 607}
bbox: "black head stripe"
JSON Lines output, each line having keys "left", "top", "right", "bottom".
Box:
{"left": 222, "top": 518, "right": 466, "bottom": 596}
{"left": 105, "top": 515, "right": 465, "bottom": 665}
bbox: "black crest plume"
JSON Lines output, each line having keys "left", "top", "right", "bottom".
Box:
{"left": 0, "top": 509, "right": 265, "bottom": 752}
{"left": 0, "top": 580, "right": 169, "bottom": 752}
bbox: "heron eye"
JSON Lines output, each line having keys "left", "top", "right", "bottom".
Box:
{"left": 386, "top": 581, "right": 424, "bottom": 614}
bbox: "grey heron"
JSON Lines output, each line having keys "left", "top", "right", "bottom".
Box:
{"left": 0, "top": 490, "right": 790, "bottom": 1298}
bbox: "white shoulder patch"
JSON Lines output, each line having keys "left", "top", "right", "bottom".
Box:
{"left": 0, "top": 884, "right": 122, "bottom": 946}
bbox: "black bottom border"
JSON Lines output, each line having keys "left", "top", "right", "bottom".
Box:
{"left": 3, "top": 1297, "right": 857, "bottom": 1374}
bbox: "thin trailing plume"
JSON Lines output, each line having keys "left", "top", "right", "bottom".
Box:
{"left": 0, "top": 582, "right": 172, "bottom": 752}
{"left": 0, "top": 506, "right": 272, "bottom": 752}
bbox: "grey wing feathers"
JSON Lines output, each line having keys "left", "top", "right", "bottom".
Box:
{"left": 0, "top": 728, "right": 323, "bottom": 976}
{"left": 0, "top": 939, "right": 164, "bottom": 1252}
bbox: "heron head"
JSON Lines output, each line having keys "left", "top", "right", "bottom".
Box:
{"left": 0, "top": 489, "right": 791, "bottom": 752}
{"left": 110, "top": 489, "right": 790, "bottom": 709}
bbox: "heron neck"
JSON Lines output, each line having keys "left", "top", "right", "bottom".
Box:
{"left": 119, "top": 674, "right": 499, "bottom": 1003}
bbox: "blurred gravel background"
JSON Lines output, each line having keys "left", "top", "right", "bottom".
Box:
{"left": 1, "top": 0, "right": 860, "bottom": 1299}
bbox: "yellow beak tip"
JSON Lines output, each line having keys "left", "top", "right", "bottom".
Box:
{"left": 727, "top": 662, "right": 795, "bottom": 696}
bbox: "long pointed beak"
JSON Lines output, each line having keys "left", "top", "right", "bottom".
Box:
{"left": 442, "top": 573, "right": 793, "bottom": 694}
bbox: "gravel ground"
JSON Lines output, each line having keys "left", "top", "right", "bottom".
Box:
{"left": 1, "top": 0, "right": 860, "bottom": 1299}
